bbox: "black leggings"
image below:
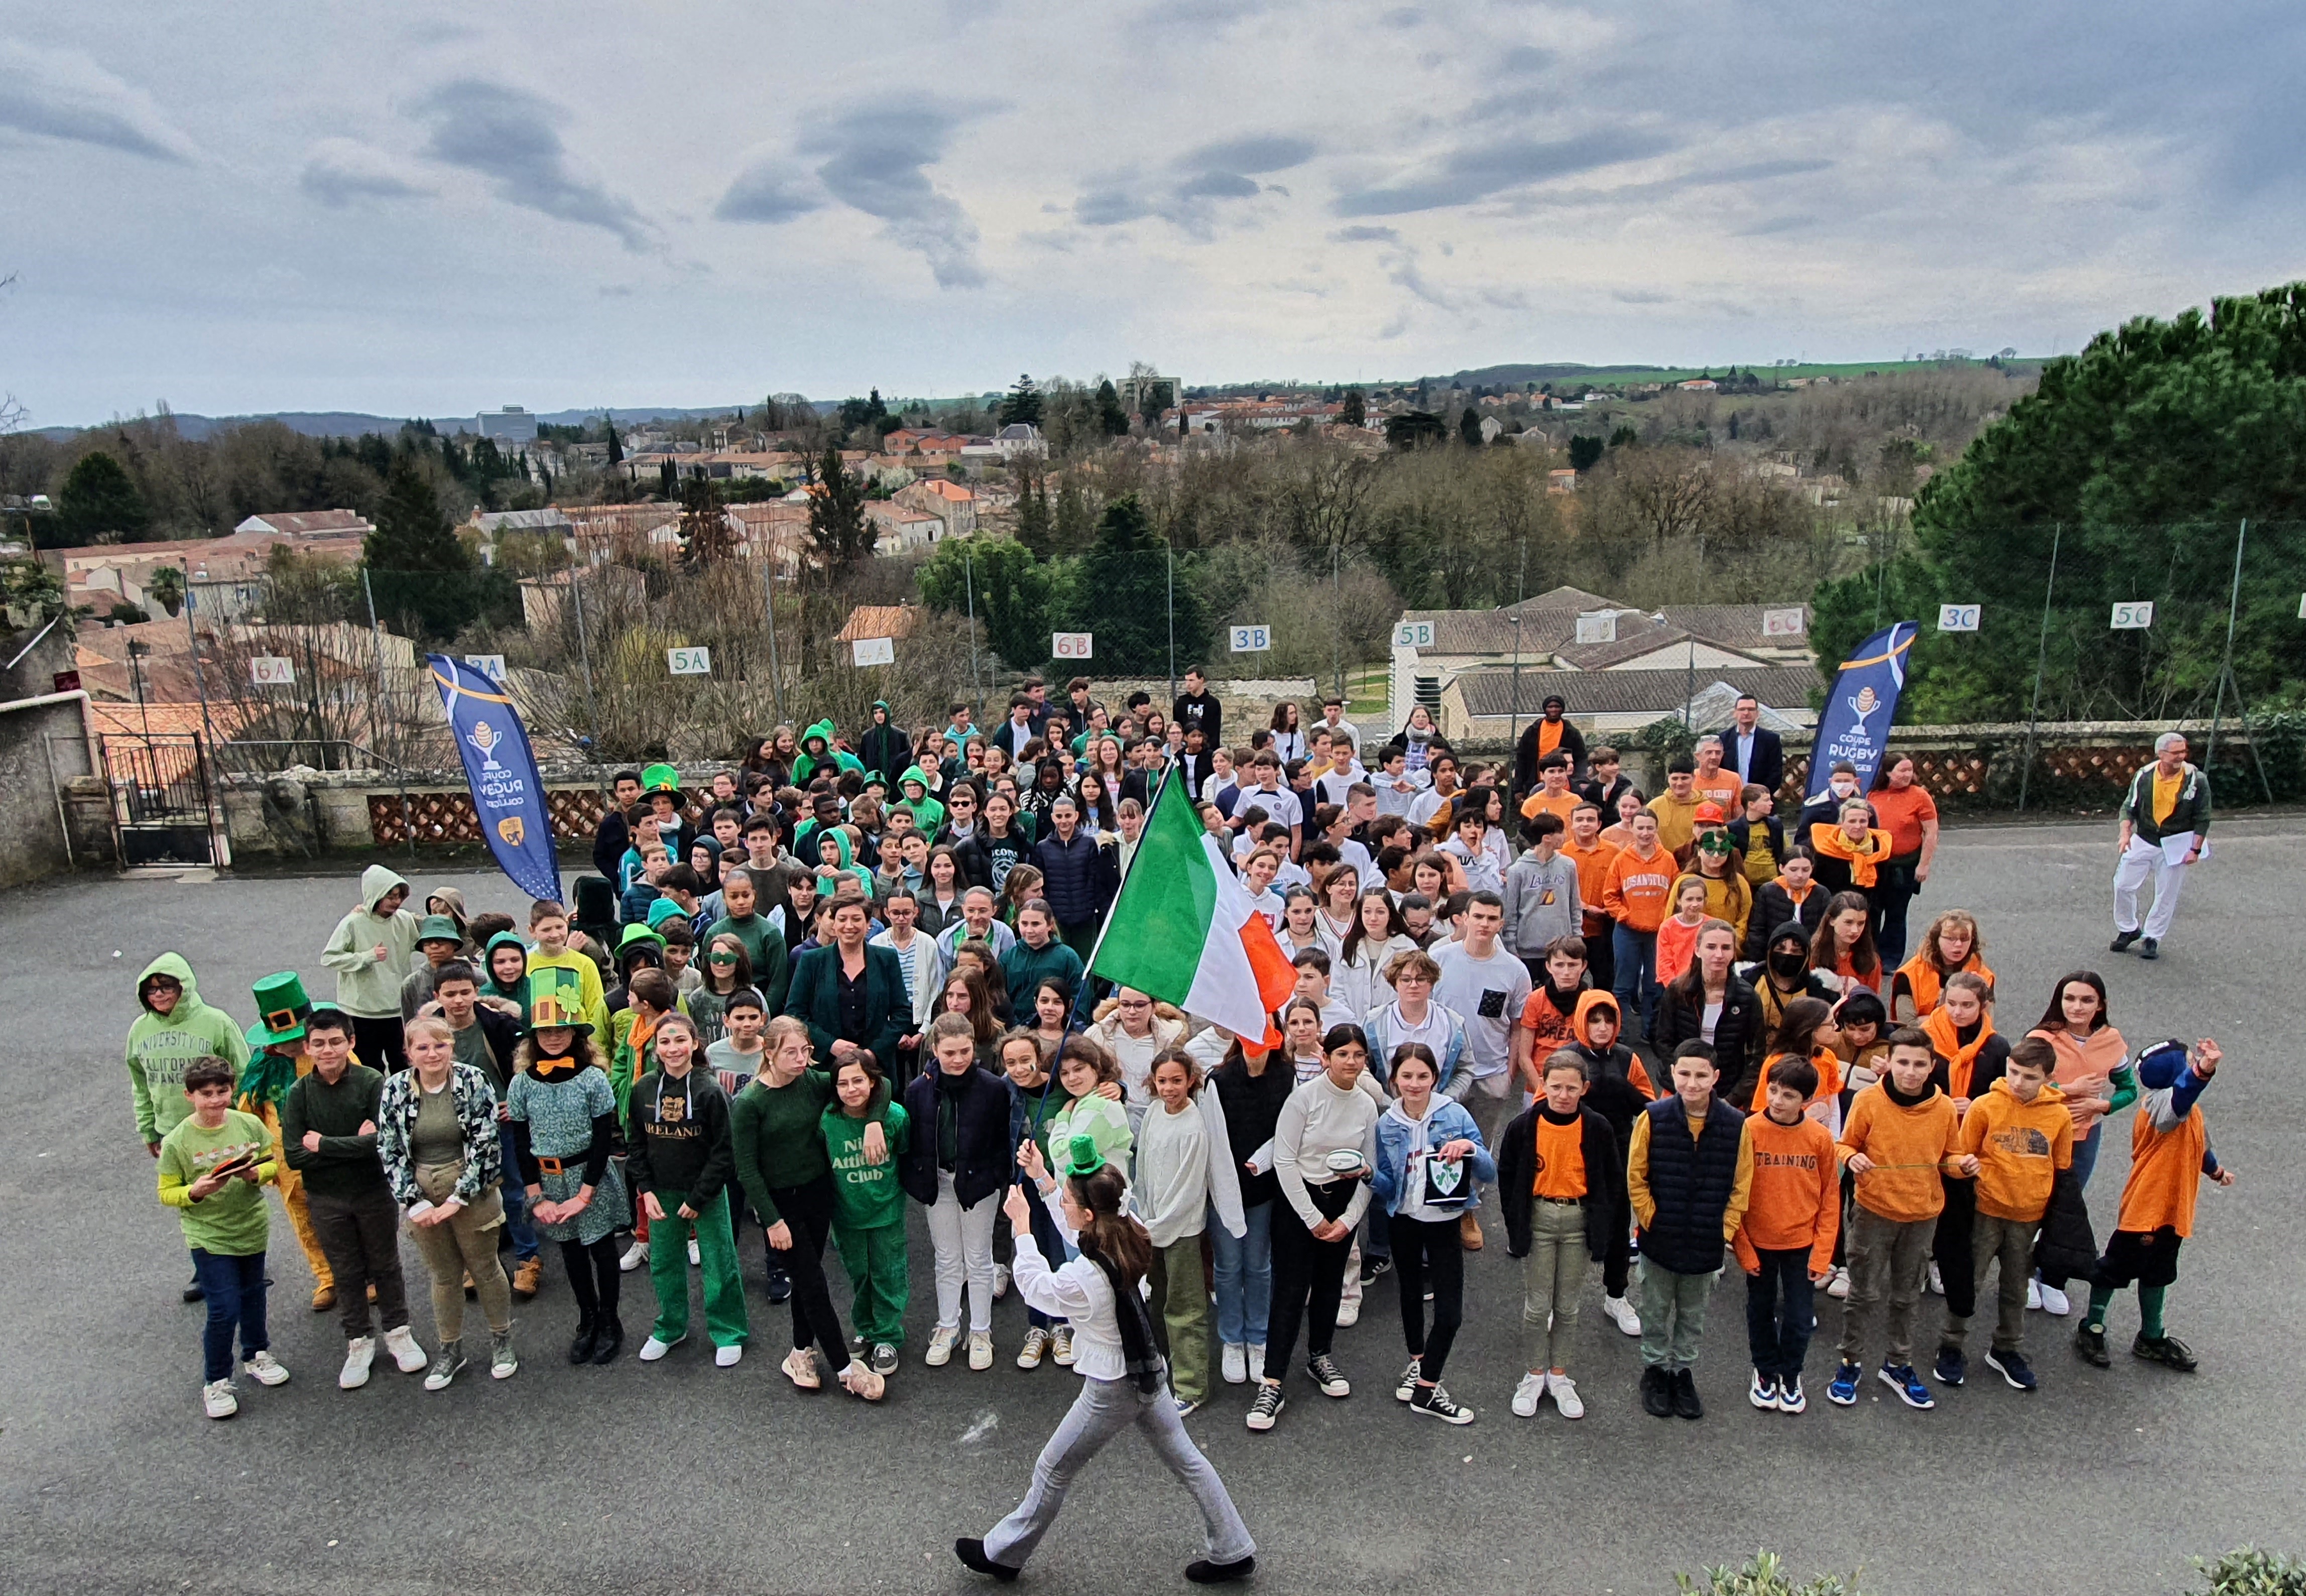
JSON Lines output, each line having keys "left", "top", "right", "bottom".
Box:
{"left": 560, "top": 1236, "right": 622, "bottom": 1326}
{"left": 1266, "top": 1180, "right": 1358, "bottom": 1371}
{"left": 1934, "top": 1176, "right": 1977, "bottom": 1323}
{"left": 766, "top": 1174, "right": 848, "bottom": 1367}
{"left": 1388, "top": 1214, "right": 1466, "bottom": 1382}
{"left": 351, "top": 1014, "right": 407, "bottom": 1074}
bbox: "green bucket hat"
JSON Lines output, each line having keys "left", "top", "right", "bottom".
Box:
{"left": 246, "top": 971, "right": 313, "bottom": 1049}
{"left": 618, "top": 922, "right": 668, "bottom": 953}
{"left": 645, "top": 898, "right": 689, "bottom": 931}
{"left": 416, "top": 914, "right": 463, "bottom": 947}
{"left": 524, "top": 966, "right": 593, "bottom": 1035}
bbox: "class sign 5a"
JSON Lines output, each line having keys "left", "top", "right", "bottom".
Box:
{"left": 667, "top": 646, "right": 713, "bottom": 676}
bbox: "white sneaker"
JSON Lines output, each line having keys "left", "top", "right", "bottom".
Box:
{"left": 1602, "top": 1295, "right": 1642, "bottom": 1336}
{"left": 338, "top": 1336, "right": 376, "bottom": 1390}
{"left": 1512, "top": 1371, "right": 1544, "bottom": 1417}
{"left": 2026, "top": 1276, "right": 2043, "bottom": 1311}
{"left": 383, "top": 1325, "right": 427, "bottom": 1375}
{"left": 1221, "top": 1342, "right": 1247, "bottom": 1385}
{"left": 1826, "top": 1266, "right": 1851, "bottom": 1300}
{"left": 2039, "top": 1282, "right": 2071, "bottom": 1316}
{"left": 241, "top": 1351, "right": 290, "bottom": 1387}
{"left": 688, "top": 1238, "right": 701, "bottom": 1268}
{"left": 715, "top": 1343, "right": 743, "bottom": 1368}
{"left": 1334, "top": 1298, "right": 1360, "bottom": 1328}
{"left": 925, "top": 1325, "right": 958, "bottom": 1367}
{"left": 620, "top": 1240, "right": 649, "bottom": 1272}
{"left": 202, "top": 1379, "right": 238, "bottom": 1419}
{"left": 1246, "top": 1343, "right": 1266, "bottom": 1383}
{"left": 968, "top": 1330, "right": 994, "bottom": 1371}
{"left": 1548, "top": 1373, "right": 1585, "bottom": 1419}
{"left": 1927, "top": 1262, "right": 1944, "bottom": 1295}
{"left": 994, "top": 1263, "right": 1011, "bottom": 1300}
{"left": 640, "top": 1333, "right": 684, "bottom": 1362}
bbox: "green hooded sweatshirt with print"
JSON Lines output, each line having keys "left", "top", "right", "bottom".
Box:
{"left": 127, "top": 953, "right": 253, "bottom": 1144}
{"left": 791, "top": 717, "right": 865, "bottom": 787}
{"left": 320, "top": 865, "right": 421, "bottom": 1019}
{"left": 893, "top": 764, "right": 946, "bottom": 833}
{"left": 808, "top": 825, "right": 877, "bottom": 900}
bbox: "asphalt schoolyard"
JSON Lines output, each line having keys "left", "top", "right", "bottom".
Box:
{"left": 1, "top": 814, "right": 2298, "bottom": 1595}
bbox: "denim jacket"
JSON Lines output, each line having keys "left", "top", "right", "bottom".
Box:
{"left": 1370, "top": 1096, "right": 1497, "bottom": 1216}
{"left": 376, "top": 1063, "right": 503, "bottom": 1207}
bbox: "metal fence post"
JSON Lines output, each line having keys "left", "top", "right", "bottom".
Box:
{"left": 1507, "top": 538, "right": 1527, "bottom": 784}
{"left": 760, "top": 557, "right": 787, "bottom": 724}
{"left": 2016, "top": 523, "right": 2060, "bottom": 813}
{"left": 964, "top": 542, "right": 981, "bottom": 720}
{"left": 1167, "top": 540, "right": 1178, "bottom": 707}
{"left": 2206, "top": 519, "right": 2243, "bottom": 767}
{"left": 1330, "top": 545, "right": 1343, "bottom": 703}
{"left": 361, "top": 568, "right": 414, "bottom": 858}
{"left": 568, "top": 564, "right": 599, "bottom": 747}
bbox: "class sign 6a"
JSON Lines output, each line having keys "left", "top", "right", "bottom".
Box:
{"left": 667, "top": 646, "right": 713, "bottom": 676}
{"left": 1229, "top": 624, "right": 1271, "bottom": 653}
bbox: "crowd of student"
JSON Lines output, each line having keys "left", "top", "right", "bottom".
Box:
{"left": 130, "top": 676, "right": 2230, "bottom": 1511}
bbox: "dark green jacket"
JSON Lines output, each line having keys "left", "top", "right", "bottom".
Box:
{"left": 782, "top": 942, "right": 908, "bottom": 1067}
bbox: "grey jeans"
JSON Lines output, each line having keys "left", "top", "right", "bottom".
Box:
{"left": 1837, "top": 1204, "right": 1935, "bottom": 1366}
{"left": 1522, "top": 1198, "right": 1590, "bottom": 1371}
{"left": 1638, "top": 1257, "right": 1719, "bottom": 1372}
{"left": 983, "top": 1374, "right": 1256, "bottom": 1570}
{"left": 1943, "top": 1212, "right": 2035, "bottom": 1355}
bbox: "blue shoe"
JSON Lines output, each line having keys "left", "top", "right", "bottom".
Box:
{"left": 1879, "top": 1362, "right": 1934, "bottom": 1409}
{"left": 1827, "top": 1361, "right": 1862, "bottom": 1406}
{"left": 1933, "top": 1346, "right": 1966, "bottom": 1387}
{"left": 1985, "top": 1348, "right": 2038, "bottom": 1390}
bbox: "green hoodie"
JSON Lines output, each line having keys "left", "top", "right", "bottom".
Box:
{"left": 482, "top": 930, "right": 532, "bottom": 1020}
{"left": 321, "top": 865, "right": 421, "bottom": 1019}
{"left": 894, "top": 764, "right": 946, "bottom": 833}
{"left": 809, "top": 825, "right": 877, "bottom": 900}
{"left": 791, "top": 717, "right": 865, "bottom": 786}
{"left": 127, "top": 953, "right": 253, "bottom": 1144}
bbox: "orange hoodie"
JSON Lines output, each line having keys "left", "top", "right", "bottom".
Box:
{"left": 2116, "top": 1102, "right": 2212, "bottom": 1238}
{"left": 1602, "top": 844, "right": 1674, "bottom": 933}
{"left": 1959, "top": 1077, "right": 2073, "bottom": 1222}
{"left": 1837, "top": 1081, "right": 1965, "bottom": 1223}
{"left": 1568, "top": 987, "right": 1653, "bottom": 1097}
{"left": 1734, "top": 1109, "right": 1842, "bottom": 1275}
{"left": 1561, "top": 835, "right": 1620, "bottom": 935}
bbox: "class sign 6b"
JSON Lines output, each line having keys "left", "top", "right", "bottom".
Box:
{"left": 667, "top": 646, "right": 713, "bottom": 676}
{"left": 1051, "top": 632, "right": 1094, "bottom": 660}
{"left": 1229, "top": 624, "right": 1271, "bottom": 653}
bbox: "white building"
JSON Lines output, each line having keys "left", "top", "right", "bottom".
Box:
{"left": 477, "top": 406, "right": 539, "bottom": 443}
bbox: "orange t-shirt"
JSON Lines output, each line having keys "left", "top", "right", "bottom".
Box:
{"left": 1694, "top": 769, "right": 1745, "bottom": 810}
{"left": 1603, "top": 846, "right": 1674, "bottom": 933}
{"left": 1561, "top": 836, "right": 1619, "bottom": 931}
{"left": 1868, "top": 784, "right": 1939, "bottom": 857}
{"left": 1655, "top": 915, "right": 1705, "bottom": 986}
{"left": 1518, "top": 987, "right": 1580, "bottom": 1057}
{"left": 1748, "top": 1047, "right": 1844, "bottom": 1114}
{"left": 1519, "top": 786, "right": 1581, "bottom": 826}
{"left": 2116, "top": 1104, "right": 2211, "bottom": 1237}
{"left": 1533, "top": 1112, "right": 1588, "bottom": 1199}
{"left": 1537, "top": 720, "right": 1564, "bottom": 761}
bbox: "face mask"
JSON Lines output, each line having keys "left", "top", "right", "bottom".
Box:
{"left": 1769, "top": 950, "right": 1807, "bottom": 978}
{"left": 1830, "top": 778, "right": 1857, "bottom": 798}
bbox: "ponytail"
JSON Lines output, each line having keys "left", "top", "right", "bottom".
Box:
{"left": 1067, "top": 1162, "right": 1152, "bottom": 1286}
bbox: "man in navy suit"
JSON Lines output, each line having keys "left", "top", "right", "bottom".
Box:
{"left": 1717, "top": 694, "right": 1784, "bottom": 796}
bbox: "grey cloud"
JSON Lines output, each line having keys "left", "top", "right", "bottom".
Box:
{"left": 1613, "top": 288, "right": 1672, "bottom": 304}
{"left": 1381, "top": 8, "right": 1423, "bottom": 27}
{"left": 1328, "top": 224, "right": 1400, "bottom": 243}
{"left": 0, "top": 42, "right": 197, "bottom": 163}
{"left": 1074, "top": 187, "right": 1152, "bottom": 226}
{"left": 1500, "top": 46, "right": 1554, "bottom": 73}
{"left": 799, "top": 105, "right": 992, "bottom": 288}
{"left": 1334, "top": 128, "right": 1678, "bottom": 215}
{"left": 300, "top": 138, "right": 435, "bottom": 206}
{"left": 413, "top": 79, "right": 652, "bottom": 249}
{"left": 715, "top": 157, "right": 824, "bottom": 224}
{"left": 1180, "top": 135, "right": 1315, "bottom": 175}
{"left": 1073, "top": 132, "right": 1314, "bottom": 233}
{"left": 1177, "top": 171, "right": 1260, "bottom": 199}
{"left": 1735, "top": 213, "right": 1817, "bottom": 236}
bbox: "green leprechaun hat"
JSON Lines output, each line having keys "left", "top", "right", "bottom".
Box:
{"left": 525, "top": 965, "right": 594, "bottom": 1034}
{"left": 247, "top": 971, "right": 314, "bottom": 1048}
{"left": 1064, "top": 1132, "right": 1106, "bottom": 1178}
{"left": 639, "top": 762, "right": 686, "bottom": 806}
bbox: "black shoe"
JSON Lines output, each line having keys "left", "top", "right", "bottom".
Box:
{"left": 1933, "top": 1345, "right": 1967, "bottom": 1387}
{"left": 590, "top": 1317, "right": 625, "bottom": 1365}
{"left": 766, "top": 1266, "right": 793, "bottom": 1304}
{"left": 2110, "top": 929, "right": 2141, "bottom": 953}
{"left": 568, "top": 1318, "right": 598, "bottom": 1366}
{"left": 954, "top": 1538, "right": 1020, "bottom": 1582}
{"left": 2133, "top": 1332, "right": 2197, "bottom": 1372}
{"left": 1186, "top": 1556, "right": 1257, "bottom": 1584}
{"left": 1671, "top": 1367, "right": 1704, "bottom": 1420}
{"left": 183, "top": 1280, "right": 206, "bottom": 1304}
{"left": 1640, "top": 1365, "right": 1673, "bottom": 1418}
{"left": 2137, "top": 938, "right": 2159, "bottom": 961}
{"left": 2074, "top": 1324, "right": 2111, "bottom": 1368}
{"left": 1360, "top": 1256, "right": 1392, "bottom": 1284}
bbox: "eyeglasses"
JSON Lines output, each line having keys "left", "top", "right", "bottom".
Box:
{"left": 1117, "top": 998, "right": 1151, "bottom": 1009}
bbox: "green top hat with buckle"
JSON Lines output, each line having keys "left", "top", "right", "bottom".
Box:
{"left": 247, "top": 971, "right": 314, "bottom": 1049}
{"left": 640, "top": 762, "right": 686, "bottom": 807}
{"left": 416, "top": 914, "right": 463, "bottom": 947}
{"left": 525, "top": 966, "right": 594, "bottom": 1034}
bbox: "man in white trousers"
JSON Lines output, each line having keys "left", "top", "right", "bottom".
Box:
{"left": 2111, "top": 731, "right": 2211, "bottom": 961}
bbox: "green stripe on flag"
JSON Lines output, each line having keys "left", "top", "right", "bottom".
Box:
{"left": 1088, "top": 765, "right": 1216, "bottom": 1005}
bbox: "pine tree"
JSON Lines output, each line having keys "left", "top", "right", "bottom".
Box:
{"left": 365, "top": 459, "right": 479, "bottom": 641}
{"left": 55, "top": 450, "right": 148, "bottom": 544}
{"left": 998, "top": 375, "right": 1043, "bottom": 429}
{"left": 1341, "top": 388, "right": 1367, "bottom": 426}
{"left": 807, "top": 446, "right": 875, "bottom": 574}
{"left": 1016, "top": 474, "right": 1057, "bottom": 560}
{"left": 681, "top": 477, "right": 737, "bottom": 564}
{"left": 605, "top": 419, "right": 624, "bottom": 464}
{"left": 1095, "top": 380, "right": 1130, "bottom": 436}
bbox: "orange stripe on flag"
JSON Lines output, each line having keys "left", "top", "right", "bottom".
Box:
{"left": 1238, "top": 908, "right": 1299, "bottom": 1050}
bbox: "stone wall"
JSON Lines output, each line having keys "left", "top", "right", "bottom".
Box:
{"left": 0, "top": 691, "right": 99, "bottom": 887}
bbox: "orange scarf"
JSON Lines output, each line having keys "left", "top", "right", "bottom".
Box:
{"left": 1921, "top": 1006, "right": 1994, "bottom": 1101}
{"left": 1749, "top": 1046, "right": 1845, "bottom": 1112}
{"left": 1770, "top": 875, "right": 1816, "bottom": 909}
{"left": 1895, "top": 951, "right": 1996, "bottom": 1016}
{"left": 1809, "top": 822, "right": 1891, "bottom": 888}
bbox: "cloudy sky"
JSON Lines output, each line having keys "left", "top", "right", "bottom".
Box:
{"left": 4, "top": 2, "right": 2300, "bottom": 425}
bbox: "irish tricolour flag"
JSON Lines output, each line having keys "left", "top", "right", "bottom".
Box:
{"left": 1089, "top": 764, "right": 1297, "bottom": 1046}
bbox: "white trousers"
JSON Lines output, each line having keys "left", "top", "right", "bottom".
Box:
{"left": 929, "top": 1170, "right": 997, "bottom": 1333}
{"left": 2113, "top": 836, "right": 2189, "bottom": 941}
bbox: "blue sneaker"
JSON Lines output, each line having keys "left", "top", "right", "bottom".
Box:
{"left": 1879, "top": 1362, "right": 1935, "bottom": 1409}
{"left": 1985, "top": 1348, "right": 2038, "bottom": 1390}
{"left": 1933, "top": 1346, "right": 1966, "bottom": 1387}
{"left": 1827, "top": 1361, "right": 1862, "bottom": 1406}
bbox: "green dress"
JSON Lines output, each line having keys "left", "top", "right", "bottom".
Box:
{"left": 506, "top": 1062, "right": 632, "bottom": 1245}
